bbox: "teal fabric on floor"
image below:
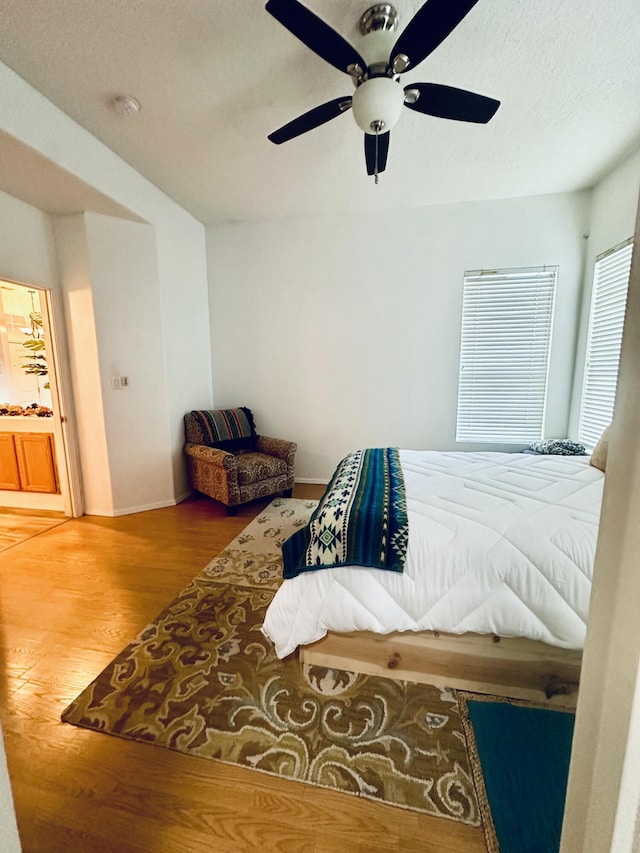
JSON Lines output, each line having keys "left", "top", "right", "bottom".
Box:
{"left": 466, "top": 699, "right": 574, "bottom": 853}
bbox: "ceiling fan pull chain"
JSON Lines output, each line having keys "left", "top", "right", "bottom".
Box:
{"left": 375, "top": 127, "right": 379, "bottom": 184}
{"left": 370, "top": 119, "right": 385, "bottom": 184}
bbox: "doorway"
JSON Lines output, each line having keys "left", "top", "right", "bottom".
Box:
{"left": 0, "top": 278, "right": 82, "bottom": 516}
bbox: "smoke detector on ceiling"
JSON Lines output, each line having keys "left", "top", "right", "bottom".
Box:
{"left": 112, "top": 94, "right": 141, "bottom": 117}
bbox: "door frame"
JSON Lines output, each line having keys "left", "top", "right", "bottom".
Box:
{"left": 40, "top": 286, "right": 83, "bottom": 516}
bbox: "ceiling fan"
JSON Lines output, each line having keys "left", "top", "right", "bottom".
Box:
{"left": 266, "top": 0, "right": 500, "bottom": 181}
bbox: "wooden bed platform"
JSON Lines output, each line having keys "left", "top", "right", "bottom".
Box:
{"left": 300, "top": 629, "right": 582, "bottom": 708}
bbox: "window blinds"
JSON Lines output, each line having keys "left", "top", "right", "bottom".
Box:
{"left": 456, "top": 266, "right": 557, "bottom": 443}
{"left": 578, "top": 240, "right": 633, "bottom": 447}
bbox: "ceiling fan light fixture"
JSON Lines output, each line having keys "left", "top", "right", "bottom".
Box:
{"left": 359, "top": 29, "right": 397, "bottom": 68}
{"left": 352, "top": 76, "right": 404, "bottom": 134}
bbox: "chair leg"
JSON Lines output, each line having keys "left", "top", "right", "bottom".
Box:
{"left": 283, "top": 488, "right": 293, "bottom": 498}
{"left": 226, "top": 505, "right": 237, "bottom": 516}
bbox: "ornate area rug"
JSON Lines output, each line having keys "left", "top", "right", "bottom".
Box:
{"left": 62, "top": 498, "right": 480, "bottom": 825}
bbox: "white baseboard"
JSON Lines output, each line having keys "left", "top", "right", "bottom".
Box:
{"left": 84, "top": 498, "right": 179, "bottom": 518}
{"left": 295, "top": 477, "right": 329, "bottom": 485}
{"left": 0, "top": 490, "right": 65, "bottom": 512}
{"left": 112, "top": 499, "right": 180, "bottom": 517}
{"left": 83, "top": 487, "right": 322, "bottom": 517}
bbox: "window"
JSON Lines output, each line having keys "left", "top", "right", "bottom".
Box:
{"left": 456, "top": 266, "right": 558, "bottom": 444}
{"left": 578, "top": 239, "right": 633, "bottom": 447}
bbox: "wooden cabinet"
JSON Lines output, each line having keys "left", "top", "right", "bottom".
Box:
{"left": 15, "top": 433, "right": 59, "bottom": 493}
{"left": 0, "top": 434, "right": 21, "bottom": 490}
{"left": 0, "top": 432, "right": 59, "bottom": 493}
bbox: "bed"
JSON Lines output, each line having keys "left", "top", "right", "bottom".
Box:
{"left": 261, "top": 449, "right": 604, "bottom": 705}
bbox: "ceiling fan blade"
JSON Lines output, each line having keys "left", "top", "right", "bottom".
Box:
{"left": 266, "top": 0, "right": 366, "bottom": 75}
{"left": 364, "top": 132, "right": 390, "bottom": 177}
{"left": 404, "top": 83, "right": 499, "bottom": 123}
{"left": 391, "top": 0, "right": 479, "bottom": 72}
{"left": 268, "top": 97, "right": 352, "bottom": 144}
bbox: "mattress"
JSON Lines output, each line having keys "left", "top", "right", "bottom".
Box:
{"left": 261, "top": 450, "right": 604, "bottom": 658}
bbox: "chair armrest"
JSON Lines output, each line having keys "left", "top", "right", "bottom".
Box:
{"left": 184, "top": 443, "right": 237, "bottom": 471}
{"left": 255, "top": 436, "right": 297, "bottom": 465}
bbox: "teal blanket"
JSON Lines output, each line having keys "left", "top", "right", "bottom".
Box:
{"left": 282, "top": 448, "right": 409, "bottom": 579}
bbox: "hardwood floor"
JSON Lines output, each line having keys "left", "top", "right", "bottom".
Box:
{"left": 0, "top": 487, "right": 487, "bottom": 853}
{"left": 0, "top": 508, "right": 66, "bottom": 553}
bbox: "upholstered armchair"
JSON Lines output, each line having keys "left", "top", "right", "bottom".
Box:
{"left": 184, "top": 408, "right": 297, "bottom": 514}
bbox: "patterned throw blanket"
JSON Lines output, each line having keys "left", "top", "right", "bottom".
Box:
{"left": 282, "top": 448, "right": 409, "bottom": 579}
{"left": 189, "top": 407, "right": 255, "bottom": 445}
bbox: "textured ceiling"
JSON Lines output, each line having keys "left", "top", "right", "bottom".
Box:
{"left": 0, "top": 0, "right": 638, "bottom": 225}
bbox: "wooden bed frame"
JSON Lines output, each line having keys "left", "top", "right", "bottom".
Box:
{"left": 300, "top": 628, "right": 582, "bottom": 708}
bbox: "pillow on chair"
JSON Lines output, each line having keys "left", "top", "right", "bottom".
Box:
{"left": 187, "top": 407, "right": 258, "bottom": 452}
{"left": 589, "top": 424, "right": 611, "bottom": 472}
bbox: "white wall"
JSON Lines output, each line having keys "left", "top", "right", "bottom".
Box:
{"left": 53, "top": 214, "right": 112, "bottom": 514}
{"left": 0, "top": 60, "right": 213, "bottom": 509}
{"left": 84, "top": 213, "right": 174, "bottom": 514}
{"left": 54, "top": 213, "right": 176, "bottom": 516}
{"left": 0, "top": 190, "right": 58, "bottom": 287}
{"left": 207, "top": 191, "right": 590, "bottom": 481}
{"left": 154, "top": 217, "right": 213, "bottom": 501}
{"left": 568, "top": 148, "right": 640, "bottom": 435}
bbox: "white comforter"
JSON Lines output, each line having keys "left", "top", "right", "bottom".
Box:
{"left": 262, "top": 451, "right": 604, "bottom": 658}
